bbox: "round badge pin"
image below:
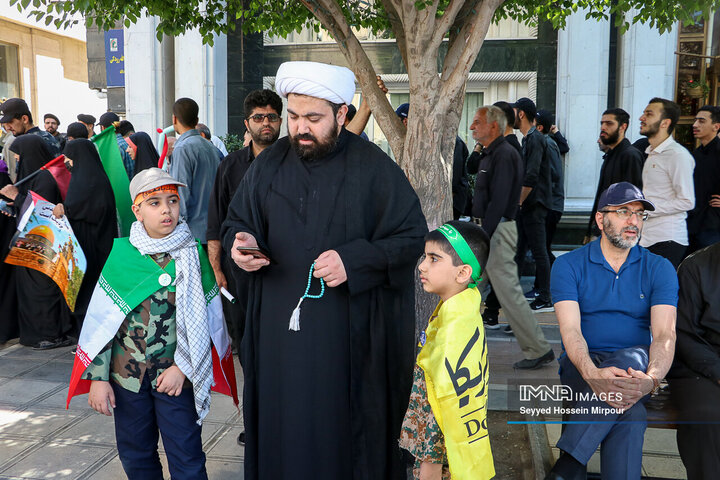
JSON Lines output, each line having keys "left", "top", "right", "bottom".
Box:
{"left": 159, "top": 272, "right": 172, "bottom": 287}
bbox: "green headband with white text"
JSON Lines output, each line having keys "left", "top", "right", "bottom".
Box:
{"left": 437, "top": 223, "right": 482, "bottom": 288}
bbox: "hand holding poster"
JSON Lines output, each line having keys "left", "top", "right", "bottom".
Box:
{"left": 4, "top": 192, "right": 87, "bottom": 311}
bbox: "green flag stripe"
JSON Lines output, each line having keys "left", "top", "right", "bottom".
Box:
{"left": 92, "top": 126, "right": 134, "bottom": 237}
{"left": 98, "top": 275, "right": 132, "bottom": 315}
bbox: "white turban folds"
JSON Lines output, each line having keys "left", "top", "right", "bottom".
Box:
{"left": 275, "top": 61, "right": 356, "bottom": 105}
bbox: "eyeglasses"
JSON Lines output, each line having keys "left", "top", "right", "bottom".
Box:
{"left": 600, "top": 208, "right": 649, "bottom": 221}
{"left": 248, "top": 113, "right": 280, "bottom": 123}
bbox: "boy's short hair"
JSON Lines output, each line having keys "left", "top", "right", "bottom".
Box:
{"left": 425, "top": 220, "right": 490, "bottom": 274}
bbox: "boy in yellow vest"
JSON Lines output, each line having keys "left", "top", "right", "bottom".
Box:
{"left": 399, "top": 220, "right": 494, "bottom": 479}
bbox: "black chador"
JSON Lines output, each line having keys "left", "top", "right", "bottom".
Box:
{"left": 9, "top": 135, "right": 71, "bottom": 347}
{"left": 63, "top": 138, "right": 117, "bottom": 329}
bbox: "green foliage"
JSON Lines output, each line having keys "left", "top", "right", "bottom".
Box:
{"left": 11, "top": 0, "right": 717, "bottom": 44}
{"left": 219, "top": 133, "right": 245, "bottom": 154}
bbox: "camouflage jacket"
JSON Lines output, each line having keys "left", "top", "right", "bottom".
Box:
{"left": 399, "top": 363, "right": 451, "bottom": 479}
{"left": 83, "top": 253, "right": 181, "bottom": 392}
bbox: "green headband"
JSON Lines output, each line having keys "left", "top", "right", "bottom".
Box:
{"left": 437, "top": 223, "right": 482, "bottom": 288}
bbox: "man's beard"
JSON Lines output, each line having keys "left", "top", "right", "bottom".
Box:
{"left": 290, "top": 123, "right": 340, "bottom": 161}
{"left": 600, "top": 127, "right": 620, "bottom": 146}
{"left": 602, "top": 216, "right": 640, "bottom": 249}
{"left": 641, "top": 119, "right": 661, "bottom": 138}
{"left": 248, "top": 124, "right": 279, "bottom": 147}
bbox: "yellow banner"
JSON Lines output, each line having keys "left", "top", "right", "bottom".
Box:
{"left": 417, "top": 287, "right": 494, "bottom": 479}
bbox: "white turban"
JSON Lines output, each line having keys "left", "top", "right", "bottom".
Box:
{"left": 275, "top": 61, "right": 356, "bottom": 105}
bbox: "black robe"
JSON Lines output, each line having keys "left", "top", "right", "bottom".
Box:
{"left": 221, "top": 129, "right": 427, "bottom": 480}
{"left": 63, "top": 139, "right": 117, "bottom": 329}
{"left": 0, "top": 169, "right": 19, "bottom": 343}
{"left": 9, "top": 135, "right": 72, "bottom": 345}
{"left": 129, "top": 131, "right": 160, "bottom": 178}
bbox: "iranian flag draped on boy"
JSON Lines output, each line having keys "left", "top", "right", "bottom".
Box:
{"left": 66, "top": 222, "right": 239, "bottom": 421}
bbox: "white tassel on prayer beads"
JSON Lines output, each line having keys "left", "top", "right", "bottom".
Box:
{"left": 290, "top": 262, "right": 325, "bottom": 332}
{"left": 289, "top": 297, "right": 304, "bottom": 331}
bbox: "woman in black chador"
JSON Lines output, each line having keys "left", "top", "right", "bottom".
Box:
{"left": 55, "top": 138, "right": 117, "bottom": 331}
{"left": 0, "top": 158, "right": 19, "bottom": 343}
{"left": 127, "top": 131, "right": 160, "bottom": 177}
{"left": 0, "top": 135, "right": 72, "bottom": 349}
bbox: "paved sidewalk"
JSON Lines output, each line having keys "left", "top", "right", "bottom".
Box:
{"left": 0, "top": 342, "right": 244, "bottom": 479}
{"left": 0, "top": 291, "right": 687, "bottom": 479}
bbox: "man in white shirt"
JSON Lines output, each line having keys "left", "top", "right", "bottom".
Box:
{"left": 638, "top": 97, "right": 695, "bottom": 268}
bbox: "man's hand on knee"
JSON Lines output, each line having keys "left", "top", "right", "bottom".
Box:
{"left": 614, "top": 367, "right": 654, "bottom": 408}
{"left": 585, "top": 366, "right": 632, "bottom": 409}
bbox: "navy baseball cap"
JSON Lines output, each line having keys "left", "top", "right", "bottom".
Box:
{"left": 395, "top": 103, "right": 409, "bottom": 118}
{"left": 598, "top": 182, "right": 655, "bottom": 211}
{"left": 511, "top": 97, "right": 537, "bottom": 119}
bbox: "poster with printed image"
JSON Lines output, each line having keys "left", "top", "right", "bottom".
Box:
{"left": 4, "top": 192, "right": 87, "bottom": 311}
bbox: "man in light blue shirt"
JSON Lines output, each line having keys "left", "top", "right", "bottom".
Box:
{"left": 169, "top": 98, "right": 220, "bottom": 244}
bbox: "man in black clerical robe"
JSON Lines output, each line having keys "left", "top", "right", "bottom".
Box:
{"left": 221, "top": 61, "right": 427, "bottom": 480}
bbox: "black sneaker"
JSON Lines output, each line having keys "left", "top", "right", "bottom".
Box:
{"left": 529, "top": 299, "right": 554, "bottom": 312}
{"left": 237, "top": 431, "right": 245, "bottom": 445}
{"left": 524, "top": 288, "right": 539, "bottom": 301}
{"left": 503, "top": 325, "right": 514, "bottom": 335}
{"left": 513, "top": 349, "right": 556, "bottom": 370}
{"left": 483, "top": 312, "right": 500, "bottom": 330}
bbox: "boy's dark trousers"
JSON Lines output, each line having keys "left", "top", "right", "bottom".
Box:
{"left": 112, "top": 375, "right": 208, "bottom": 480}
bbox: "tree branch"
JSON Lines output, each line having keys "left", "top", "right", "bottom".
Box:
{"left": 429, "top": 0, "right": 467, "bottom": 53}
{"left": 437, "top": 0, "right": 504, "bottom": 110}
{"left": 440, "top": 0, "right": 481, "bottom": 81}
{"left": 299, "top": 0, "right": 406, "bottom": 159}
{"left": 378, "top": 0, "right": 409, "bottom": 69}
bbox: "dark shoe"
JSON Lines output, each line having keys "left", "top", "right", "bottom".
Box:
{"left": 32, "top": 337, "right": 72, "bottom": 350}
{"left": 513, "top": 349, "right": 555, "bottom": 370}
{"left": 237, "top": 431, "right": 245, "bottom": 445}
{"left": 483, "top": 312, "right": 500, "bottom": 330}
{"left": 530, "top": 299, "right": 554, "bottom": 312}
{"left": 503, "top": 325, "right": 514, "bottom": 335}
{"left": 524, "top": 288, "right": 539, "bottom": 301}
{"left": 544, "top": 452, "right": 587, "bottom": 480}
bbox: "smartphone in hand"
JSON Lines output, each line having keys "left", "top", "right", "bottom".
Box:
{"left": 236, "top": 246, "right": 272, "bottom": 263}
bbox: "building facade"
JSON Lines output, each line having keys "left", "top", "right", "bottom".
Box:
{"left": 119, "top": 9, "right": 704, "bottom": 235}
{"left": 0, "top": 0, "right": 106, "bottom": 129}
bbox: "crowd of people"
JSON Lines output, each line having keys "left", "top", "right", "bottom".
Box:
{"left": 1, "top": 59, "right": 720, "bottom": 480}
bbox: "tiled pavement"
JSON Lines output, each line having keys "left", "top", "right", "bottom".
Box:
{"left": 0, "top": 342, "right": 244, "bottom": 479}
{"left": 0, "top": 300, "right": 686, "bottom": 479}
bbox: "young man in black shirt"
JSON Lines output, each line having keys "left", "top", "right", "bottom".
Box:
{"left": 207, "top": 89, "right": 284, "bottom": 354}
{"left": 512, "top": 97, "right": 554, "bottom": 312}
{"left": 586, "top": 108, "right": 644, "bottom": 241}
{"left": 687, "top": 105, "right": 720, "bottom": 253}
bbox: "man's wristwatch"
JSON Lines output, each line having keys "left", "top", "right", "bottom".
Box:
{"left": 648, "top": 374, "right": 660, "bottom": 395}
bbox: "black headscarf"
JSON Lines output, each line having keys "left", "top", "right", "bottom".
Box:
{"left": 9, "top": 135, "right": 54, "bottom": 182}
{"left": 62, "top": 138, "right": 116, "bottom": 222}
{"left": 129, "top": 131, "right": 159, "bottom": 177}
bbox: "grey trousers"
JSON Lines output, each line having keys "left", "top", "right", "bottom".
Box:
{"left": 479, "top": 220, "right": 551, "bottom": 359}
